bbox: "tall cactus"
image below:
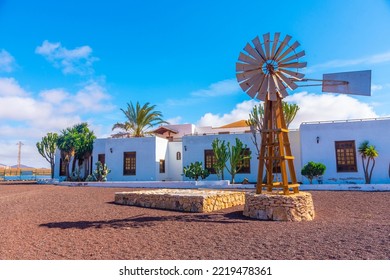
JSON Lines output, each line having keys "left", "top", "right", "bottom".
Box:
{"left": 36, "top": 132, "right": 58, "bottom": 179}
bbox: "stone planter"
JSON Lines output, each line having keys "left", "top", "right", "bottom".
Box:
{"left": 243, "top": 191, "right": 315, "bottom": 221}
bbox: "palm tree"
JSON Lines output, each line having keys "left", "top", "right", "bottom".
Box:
{"left": 112, "top": 101, "right": 168, "bottom": 137}
{"left": 358, "top": 140, "right": 379, "bottom": 184}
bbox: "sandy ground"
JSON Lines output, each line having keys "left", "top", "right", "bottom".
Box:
{"left": 0, "top": 182, "right": 389, "bottom": 260}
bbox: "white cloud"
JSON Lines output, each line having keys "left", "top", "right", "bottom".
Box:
{"left": 39, "top": 88, "right": 70, "bottom": 104}
{"left": 285, "top": 91, "right": 378, "bottom": 128}
{"left": 0, "top": 50, "right": 16, "bottom": 72}
{"left": 197, "top": 99, "right": 258, "bottom": 127}
{"left": 0, "top": 96, "right": 52, "bottom": 121}
{"left": 371, "top": 84, "right": 383, "bottom": 92}
{"left": 164, "top": 79, "right": 241, "bottom": 107}
{"left": 166, "top": 116, "right": 182, "bottom": 125}
{"left": 0, "top": 77, "right": 115, "bottom": 166}
{"left": 0, "top": 77, "right": 28, "bottom": 97}
{"left": 196, "top": 91, "right": 378, "bottom": 129}
{"left": 74, "top": 81, "right": 114, "bottom": 112}
{"left": 35, "top": 40, "right": 98, "bottom": 75}
{"left": 308, "top": 50, "right": 390, "bottom": 72}
{"left": 191, "top": 79, "right": 240, "bottom": 97}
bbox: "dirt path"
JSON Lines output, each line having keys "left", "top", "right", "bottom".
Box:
{"left": 0, "top": 183, "right": 389, "bottom": 260}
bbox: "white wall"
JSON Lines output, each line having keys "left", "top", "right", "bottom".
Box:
{"left": 155, "top": 136, "right": 169, "bottom": 181}
{"left": 102, "top": 137, "right": 158, "bottom": 181}
{"left": 182, "top": 131, "right": 302, "bottom": 184}
{"left": 167, "top": 141, "right": 183, "bottom": 181}
{"left": 182, "top": 133, "right": 257, "bottom": 183}
{"left": 300, "top": 119, "right": 390, "bottom": 184}
{"left": 53, "top": 149, "right": 62, "bottom": 179}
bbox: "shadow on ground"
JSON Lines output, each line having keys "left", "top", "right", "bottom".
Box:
{"left": 39, "top": 210, "right": 251, "bottom": 230}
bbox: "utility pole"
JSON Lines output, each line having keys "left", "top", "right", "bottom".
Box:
{"left": 16, "top": 141, "right": 24, "bottom": 169}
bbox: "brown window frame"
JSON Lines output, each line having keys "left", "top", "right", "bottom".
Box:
{"left": 159, "top": 159, "right": 165, "bottom": 173}
{"left": 335, "top": 141, "right": 357, "bottom": 172}
{"left": 237, "top": 148, "right": 251, "bottom": 174}
{"left": 204, "top": 149, "right": 217, "bottom": 174}
{"left": 123, "top": 152, "right": 136, "bottom": 175}
{"left": 98, "top": 154, "right": 105, "bottom": 165}
{"left": 59, "top": 158, "right": 67, "bottom": 176}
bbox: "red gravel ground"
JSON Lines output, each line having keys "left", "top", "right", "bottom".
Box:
{"left": 0, "top": 182, "right": 389, "bottom": 260}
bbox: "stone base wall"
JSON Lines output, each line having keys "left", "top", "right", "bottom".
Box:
{"left": 243, "top": 191, "right": 315, "bottom": 221}
{"left": 115, "top": 189, "right": 245, "bottom": 213}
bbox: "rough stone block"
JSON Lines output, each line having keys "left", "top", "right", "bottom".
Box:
{"left": 243, "top": 191, "right": 315, "bottom": 222}
{"left": 115, "top": 189, "right": 245, "bottom": 213}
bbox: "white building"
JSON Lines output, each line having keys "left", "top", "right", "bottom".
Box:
{"left": 54, "top": 117, "right": 390, "bottom": 184}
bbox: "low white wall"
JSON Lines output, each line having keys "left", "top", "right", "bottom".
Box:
{"left": 299, "top": 184, "right": 390, "bottom": 192}
{"left": 55, "top": 181, "right": 390, "bottom": 191}
{"left": 58, "top": 180, "right": 231, "bottom": 189}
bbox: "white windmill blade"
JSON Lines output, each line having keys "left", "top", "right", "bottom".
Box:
{"left": 279, "top": 68, "right": 305, "bottom": 79}
{"left": 252, "top": 36, "right": 267, "bottom": 60}
{"left": 236, "top": 62, "right": 259, "bottom": 72}
{"left": 279, "top": 61, "right": 307, "bottom": 69}
{"left": 276, "top": 72, "right": 299, "bottom": 90}
{"left": 279, "top": 50, "right": 306, "bottom": 65}
{"left": 322, "top": 70, "right": 371, "bottom": 96}
{"left": 276, "top": 40, "right": 300, "bottom": 61}
{"left": 272, "top": 75, "right": 288, "bottom": 98}
{"left": 246, "top": 73, "right": 265, "bottom": 98}
{"left": 263, "top": 33, "right": 271, "bottom": 59}
{"left": 270, "top": 32, "right": 281, "bottom": 59}
{"left": 273, "top": 34, "right": 292, "bottom": 60}
{"left": 236, "top": 68, "right": 260, "bottom": 82}
{"left": 257, "top": 76, "right": 269, "bottom": 101}
{"left": 244, "top": 43, "right": 264, "bottom": 63}
{"left": 239, "top": 72, "right": 265, "bottom": 93}
{"left": 238, "top": 52, "right": 260, "bottom": 65}
{"left": 268, "top": 74, "right": 278, "bottom": 101}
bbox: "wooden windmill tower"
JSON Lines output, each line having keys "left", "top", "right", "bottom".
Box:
{"left": 236, "top": 32, "right": 371, "bottom": 195}
{"left": 236, "top": 33, "right": 305, "bottom": 195}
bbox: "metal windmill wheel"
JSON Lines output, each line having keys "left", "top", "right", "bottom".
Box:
{"left": 236, "top": 32, "right": 306, "bottom": 195}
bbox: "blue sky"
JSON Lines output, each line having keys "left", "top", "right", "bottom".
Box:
{"left": 1, "top": 0, "right": 390, "bottom": 167}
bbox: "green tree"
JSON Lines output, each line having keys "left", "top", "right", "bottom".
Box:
{"left": 211, "top": 138, "right": 229, "bottom": 180}
{"left": 282, "top": 102, "right": 300, "bottom": 128}
{"left": 225, "top": 138, "right": 251, "bottom": 184}
{"left": 57, "top": 128, "right": 77, "bottom": 180}
{"left": 36, "top": 132, "right": 58, "bottom": 179}
{"left": 72, "top": 123, "right": 96, "bottom": 179}
{"left": 358, "top": 141, "right": 379, "bottom": 184}
{"left": 246, "top": 103, "right": 264, "bottom": 155}
{"left": 112, "top": 101, "right": 168, "bottom": 137}
{"left": 301, "top": 161, "right": 326, "bottom": 184}
{"left": 183, "top": 161, "right": 209, "bottom": 181}
{"left": 57, "top": 123, "right": 96, "bottom": 181}
{"left": 246, "top": 102, "right": 299, "bottom": 155}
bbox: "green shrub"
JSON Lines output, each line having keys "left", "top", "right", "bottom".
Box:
{"left": 301, "top": 161, "right": 326, "bottom": 184}
{"left": 86, "top": 161, "right": 111, "bottom": 182}
{"left": 183, "top": 161, "right": 209, "bottom": 181}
